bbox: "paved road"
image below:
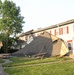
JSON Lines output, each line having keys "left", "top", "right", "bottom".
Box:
{"left": 0, "top": 59, "right": 12, "bottom": 75}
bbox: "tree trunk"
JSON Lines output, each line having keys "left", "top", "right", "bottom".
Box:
{"left": 2, "top": 36, "right": 9, "bottom": 53}
{"left": 5, "top": 37, "right": 8, "bottom": 53}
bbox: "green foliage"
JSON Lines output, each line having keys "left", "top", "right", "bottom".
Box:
{"left": 0, "top": 0, "right": 24, "bottom": 36}
{"left": 0, "top": 0, "right": 2, "bottom": 13}
{"left": 0, "top": 0, "right": 25, "bottom": 52}
{"left": 0, "top": 33, "right": 7, "bottom": 41}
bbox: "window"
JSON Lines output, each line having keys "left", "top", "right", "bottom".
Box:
{"left": 63, "top": 26, "right": 69, "bottom": 34}
{"left": 66, "top": 26, "right": 69, "bottom": 34}
{"left": 59, "top": 28, "right": 63, "bottom": 35}
{"left": 54, "top": 29, "right": 56, "bottom": 35}
{"left": 56, "top": 29, "right": 59, "bottom": 35}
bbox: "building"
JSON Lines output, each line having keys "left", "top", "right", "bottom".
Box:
{"left": 12, "top": 31, "right": 69, "bottom": 57}
{"left": 0, "top": 41, "right": 3, "bottom": 49}
{"left": 19, "top": 19, "right": 74, "bottom": 52}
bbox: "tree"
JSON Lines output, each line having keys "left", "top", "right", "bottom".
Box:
{"left": 0, "top": 0, "right": 25, "bottom": 53}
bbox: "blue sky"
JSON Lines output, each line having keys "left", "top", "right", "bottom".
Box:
{"left": 2, "top": 0, "right": 74, "bottom": 32}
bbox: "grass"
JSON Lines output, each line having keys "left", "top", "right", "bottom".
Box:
{"left": 3, "top": 56, "right": 71, "bottom": 67}
{"left": 0, "top": 58, "right": 4, "bottom": 63}
{"left": 3, "top": 56, "right": 73, "bottom": 75}
{"left": 5, "top": 60, "right": 74, "bottom": 75}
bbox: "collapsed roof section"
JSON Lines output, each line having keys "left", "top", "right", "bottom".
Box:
{"left": 12, "top": 31, "right": 69, "bottom": 57}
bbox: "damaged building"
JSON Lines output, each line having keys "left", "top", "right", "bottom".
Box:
{"left": 12, "top": 31, "right": 69, "bottom": 57}
{"left": 11, "top": 19, "right": 74, "bottom": 57}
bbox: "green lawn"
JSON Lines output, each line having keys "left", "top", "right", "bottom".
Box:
{"left": 5, "top": 60, "right": 74, "bottom": 75}
{"left": 3, "top": 56, "right": 71, "bottom": 67}
{"left": 3, "top": 57, "right": 74, "bottom": 75}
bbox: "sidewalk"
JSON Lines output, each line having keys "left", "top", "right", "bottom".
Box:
{"left": 0, "top": 64, "right": 8, "bottom": 75}
{"left": 0, "top": 59, "right": 12, "bottom": 75}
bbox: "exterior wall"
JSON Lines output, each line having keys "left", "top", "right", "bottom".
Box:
{"left": 57, "top": 23, "right": 74, "bottom": 42}
{"left": 19, "top": 35, "right": 29, "bottom": 41}
{"left": 19, "top": 36, "right": 26, "bottom": 41}
{"left": 41, "top": 23, "right": 74, "bottom": 43}
{"left": 34, "top": 31, "right": 45, "bottom": 36}
{"left": 47, "top": 23, "right": 74, "bottom": 50}
{"left": 34, "top": 23, "right": 74, "bottom": 50}
{"left": 34, "top": 23, "right": 74, "bottom": 42}
{"left": 19, "top": 20, "right": 74, "bottom": 51}
{"left": 19, "top": 23, "right": 74, "bottom": 42}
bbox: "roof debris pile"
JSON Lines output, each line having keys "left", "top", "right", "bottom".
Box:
{"left": 11, "top": 31, "right": 69, "bottom": 57}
